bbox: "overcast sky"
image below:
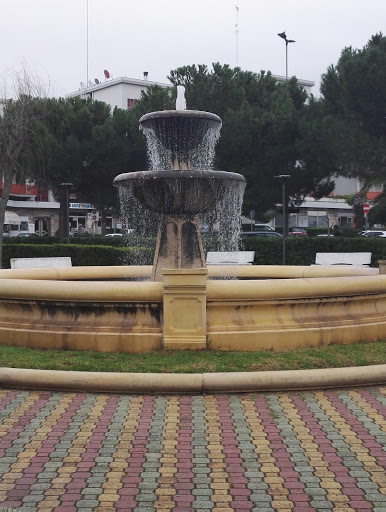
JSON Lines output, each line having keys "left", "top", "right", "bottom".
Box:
{"left": 1, "top": 0, "right": 385, "bottom": 99}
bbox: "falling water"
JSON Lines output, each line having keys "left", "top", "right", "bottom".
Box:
{"left": 140, "top": 116, "right": 221, "bottom": 171}
{"left": 118, "top": 186, "right": 157, "bottom": 267}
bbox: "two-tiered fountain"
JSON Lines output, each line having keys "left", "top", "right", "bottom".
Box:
{"left": 0, "top": 91, "right": 383, "bottom": 355}
{"left": 114, "top": 87, "right": 246, "bottom": 280}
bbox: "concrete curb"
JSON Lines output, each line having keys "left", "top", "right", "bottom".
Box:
{"left": 1, "top": 365, "right": 386, "bottom": 394}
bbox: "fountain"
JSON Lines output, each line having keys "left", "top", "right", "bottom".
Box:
{"left": 113, "top": 88, "right": 246, "bottom": 281}
{"left": 0, "top": 94, "right": 385, "bottom": 354}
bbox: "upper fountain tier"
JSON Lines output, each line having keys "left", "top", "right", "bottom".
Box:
{"left": 139, "top": 110, "right": 222, "bottom": 171}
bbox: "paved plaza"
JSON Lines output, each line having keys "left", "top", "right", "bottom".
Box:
{"left": 0, "top": 387, "right": 385, "bottom": 511}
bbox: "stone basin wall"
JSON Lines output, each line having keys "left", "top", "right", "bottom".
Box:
{"left": 0, "top": 265, "right": 382, "bottom": 354}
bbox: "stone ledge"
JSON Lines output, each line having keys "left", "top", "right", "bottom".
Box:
{"left": 1, "top": 365, "right": 386, "bottom": 394}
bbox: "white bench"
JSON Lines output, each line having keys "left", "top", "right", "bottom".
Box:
{"left": 206, "top": 251, "right": 255, "bottom": 265}
{"left": 11, "top": 257, "right": 72, "bottom": 269}
{"left": 314, "top": 252, "right": 372, "bottom": 266}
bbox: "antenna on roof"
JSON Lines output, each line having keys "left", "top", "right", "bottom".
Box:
{"left": 80, "top": 82, "right": 86, "bottom": 89}
{"left": 88, "top": 80, "right": 93, "bottom": 87}
{"left": 95, "top": 78, "right": 100, "bottom": 84}
{"left": 104, "top": 70, "right": 110, "bottom": 80}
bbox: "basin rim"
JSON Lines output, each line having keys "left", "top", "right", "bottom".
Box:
{"left": 113, "top": 169, "right": 247, "bottom": 185}
{"left": 139, "top": 110, "right": 222, "bottom": 125}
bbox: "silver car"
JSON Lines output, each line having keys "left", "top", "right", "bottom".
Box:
{"left": 360, "top": 230, "right": 386, "bottom": 237}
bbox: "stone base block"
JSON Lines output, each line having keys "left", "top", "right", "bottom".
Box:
{"left": 162, "top": 268, "right": 207, "bottom": 350}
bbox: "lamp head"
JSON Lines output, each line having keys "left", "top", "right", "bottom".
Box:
{"left": 275, "top": 174, "right": 291, "bottom": 183}
{"left": 277, "top": 31, "right": 287, "bottom": 40}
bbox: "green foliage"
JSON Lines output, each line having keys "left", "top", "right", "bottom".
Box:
{"left": 167, "top": 63, "right": 331, "bottom": 216}
{"left": 3, "top": 234, "right": 158, "bottom": 248}
{"left": 320, "top": 33, "right": 386, "bottom": 183}
{"left": 3, "top": 236, "right": 66, "bottom": 245}
{"left": 126, "top": 84, "right": 175, "bottom": 169}
{"left": 27, "top": 97, "right": 142, "bottom": 236}
{"left": 301, "top": 228, "right": 328, "bottom": 237}
{"left": 2, "top": 244, "right": 153, "bottom": 268}
{"left": 241, "top": 236, "right": 386, "bottom": 266}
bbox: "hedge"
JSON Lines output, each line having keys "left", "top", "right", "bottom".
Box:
{"left": 241, "top": 236, "right": 386, "bottom": 267}
{"left": 3, "top": 236, "right": 386, "bottom": 269}
{"left": 3, "top": 235, "right": 158, "bottom": 248}
{"left": 2, "top": 244, "right": 153, "bottom": 269}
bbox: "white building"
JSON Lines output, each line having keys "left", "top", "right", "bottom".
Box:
{"left": 66, "top": 73, "right": 169, "bottom": 110}
{"left": 272, "top": 74, "right": 315, "bottom": 96}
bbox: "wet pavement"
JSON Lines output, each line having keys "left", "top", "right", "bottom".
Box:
{"left": 0, "top": 387, "right": 385, "bottom": 511}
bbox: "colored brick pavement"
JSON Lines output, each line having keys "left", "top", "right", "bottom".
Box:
{"left": 0, "top": 387, "right": 385, "bottom": 510}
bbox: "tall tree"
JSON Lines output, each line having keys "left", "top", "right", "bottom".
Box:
{"left": 320, "top": 33, "right": 386, "bottom": 184}
{"left": 75, "top": 106, "right": 135, "bottom": 233}
{"left": 0, "top": 66, "right": 52, "bottom": 266}
{"left": 41, "top": 97, "right": 134, "bottom": 236}
{"left": 167, "top": 63, "right": 333, "bottom": 217}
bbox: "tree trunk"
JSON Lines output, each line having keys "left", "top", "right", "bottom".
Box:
{"left": 0, "top": 166, "right": 14, "bottom": 268}
{"left": 353, "top": 193, "right": 366, "bottom": 230}
{"left": 100, "top": 210, "right": 107, "bottom": 235}
{"left": 57, "top": 190, "right": 67, "bottom": 237}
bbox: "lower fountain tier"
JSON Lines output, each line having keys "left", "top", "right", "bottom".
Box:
{"left": 113, "top": 170, "right": 246, "bottom": 215}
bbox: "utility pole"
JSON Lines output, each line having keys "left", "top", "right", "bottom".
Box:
{"left": 275, "top": 175, "right": 290, "bottom": 265}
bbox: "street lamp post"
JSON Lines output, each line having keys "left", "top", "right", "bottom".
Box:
{"left": 277, "top": 31, "right": 296, "bottom": 79}
{"left": 60, "top": 183, "right": 73, "bottom": 243}
{"left": 275, "top": 174, "right": 290, "bottom": 265}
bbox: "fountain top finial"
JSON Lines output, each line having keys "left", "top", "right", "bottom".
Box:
{"left": 176, "top": 85, "right": 187, "bottom": 110}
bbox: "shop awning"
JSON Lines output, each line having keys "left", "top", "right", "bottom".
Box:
{"left": 4, "top": 211, "right": 21, "bottom": 225}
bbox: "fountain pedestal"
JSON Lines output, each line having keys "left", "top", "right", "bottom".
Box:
{"left": 153, "top": 216, "right": 205, "bottom": 281}
{"left": 162, "top": 268, "right": 207, "bottom": 350}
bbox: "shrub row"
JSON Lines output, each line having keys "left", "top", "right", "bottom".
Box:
{"left": 3, "top": 236, "right": 386, "bottom": 269}
{"left": 241, "top": 236, "right": 386, "bottom": 267}
{"left": 2, "top": 244, "right": 153, "bottom": 269}
{"left": 3, "top": 235, "right": 157, "bottom": 247}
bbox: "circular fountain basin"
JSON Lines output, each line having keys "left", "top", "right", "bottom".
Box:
{"left": 113, "top": 170, "right": 246, "bottom": 215}
{"left": 0, "top": 265, "right": 384, "bottom": 354}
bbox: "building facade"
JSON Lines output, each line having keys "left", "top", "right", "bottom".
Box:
{"left": 66, "top": 74, "right": 170, "bottom": 110}
{"left": 3, "top": 182, "right": 60, "bottom": 237}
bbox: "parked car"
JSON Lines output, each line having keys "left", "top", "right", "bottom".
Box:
{"left": 242, "top": 231, "right": 282, "bottom": 238}
{"left": 288, "top": 227, "right": 308, "bottom": 237}
{"left": 253, "top": 223, "right": 276, "bottom": 231}
{"left": 105, "top": 233, "right": 123, "bottom": 237}
{"left": 360, "top": 230, "right": 386, "bottom": 238}
{"left": 17, "top": 232, "right": 37, "bottom": 237}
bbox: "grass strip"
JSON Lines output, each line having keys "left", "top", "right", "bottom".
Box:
{"left": 0, "top": 341, "right": 386, "bottom": 373}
